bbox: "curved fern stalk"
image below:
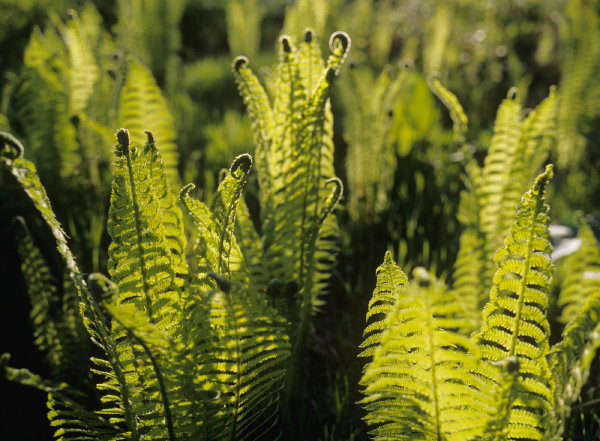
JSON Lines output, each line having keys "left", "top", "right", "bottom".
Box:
{"left": 429, "top": 77, "right": 468, "bottom": 143}
{"left": 118, "top": 59, "right": 179, "bottom": 188}
{"left": 546, "top": 291, "right": 600, "bottom": 440}
{"left": 557, "top": 220, "right": 600, "bottom": 324}
{"left": 359, "top": 256, "right": 502, "bottom": 441}
{"left": 1, "top": 132, "right": 140, "bottom": 440}
{"left": 472, "top": 165, "right": 556, "bottom": 441}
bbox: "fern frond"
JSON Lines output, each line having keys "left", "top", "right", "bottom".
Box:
{"left": 547, "top": 291, "right": 600, "bottom": 440}
{"left": 1, "top": 132, "right": 141, "bottom": 438}
{"left": 358, "top": 251, "right": 408, "bottom": 360}
{"left": 557, "top": 220, "right": 600, "bottom": 324}
{"left": 342, "top": 64, "right": 404, "bottom": 221}
{"left": 429, "top": 77, "right": 468, "bottom": 143}
{"left": 473, "top": 165, "right": 555, "bottom": 441}
{"left": 107, "top": 128, "right": 183, "bottom": 330}
{"left": 1, "top": 356, "right": 120, "bottom": 441}
{"left": 359, "top": 258, "right": 501, "bottom": 440}
{"left": 479, "top": 88, "right": 523, "bottom": 269}
{"left": 118, "top": 59, "right": 179, "bottom": 188}
{"left": 14, "top": 217, "right": 64, "bottom": 377}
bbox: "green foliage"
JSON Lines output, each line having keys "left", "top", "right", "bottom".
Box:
{"left": 339, "top": 64, "right": 403, "bottom": 221}
{"left": 115, "top": 0, "right": 187, "bottom": 88}
{"left": 359, "top": 165, "right": 600, "bottom": 440}
{"left": 2, "top": 129, "right": 291, "bottom": 440}
{"left": 557, "top": 221, "right": 600, "bottom": 325}
{"left": 435, "top": 81, "right": 558, "bottom": 324}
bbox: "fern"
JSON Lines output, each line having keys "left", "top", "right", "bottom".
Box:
{"left": 232, "top": 29, "right": 349, "bottom": 316}
{"left": 359, "top": 165, "right": 600, "bottom": 440}
{"left": 557, "top": 220, "right": 600, "bottom": 325}
{"left": 4, "top": 126, "right": 297, "bottom": 440}
{"left": 359, "top": 254, "right": 506, "bottom": 440}
{"left": 340, "top": 64, "right": 404, "bottom": 221}
{"left": 472, "top": 165, "right": 555, "bottom": 441}
{"left": 433, "top": 81, "right": 558, "bottom": 322}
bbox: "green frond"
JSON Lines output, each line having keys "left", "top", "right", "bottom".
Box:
{"left": 233, "top": 30, "right": 349, "bottom": 321}
{"left": 107, "top": 128, "right": 184, "bottom": 330}
{"left": 118, "top": 59, "right": 179, "bottom": 188}
{"left": 473, "top": 165, "right": 555, "bottom": 441}
{"left": 429, "top": 77, "right": 468, "bottom": 143}
{"left": 179, "top": 156, "right": 250, "bottom": 284}
{"left": 479, "top": 88, "right": 523, "bottom": 266}
{"left": 341, "top": 63, "right": 404, "bottom": 221}
{"left": 1, "top": 356, "right": 120, "bottom": 441}
{"left": 14, "top": 218, "right": 64, "bottom": 377}
{"left": 557, "top": 221, "right": 600, "bottom": 324}
{"left": 359, "top": 258, "right": 501, "bottom": 441}
{"left": 358, "top": 251, "right": 408, "bottom": 360}
{"left": 547, "top": 291, "right": 600, "bottom": 440}
{"left": 2, "top": 132, "right": 140, "bottom": 438}
{"left": 142, "top": 131, "right": 187, "bottom": 286}
{"left": 190, "top": 281, "right": 291, "bottom": 441}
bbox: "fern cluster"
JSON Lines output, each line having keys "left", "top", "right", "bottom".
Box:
{"left": 359, "top": 165, "right": 600, "bottom": 440}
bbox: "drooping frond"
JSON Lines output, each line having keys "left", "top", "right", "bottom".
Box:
{"left": 557, "top": 220, "right": 600, "bottom": 324}
{"left": 547, "top": 291, "right": 600, "bottom": 440}
{"left": 13, "top": 217, "right": 63, "bottom": 376}
{"left": 359, "top": 258, "right": 502, "bottom": 441}
{"left": 472, "top": 165, "right": 555, "bottom": 441}
{"left": 1, "top": 355, "right": 120, "bottom": 441}
{"left": 118, "top": 59, "right": 179, "bottom": 188}
{"left": 1, "top": 132, "right": 140, "bottom": 439}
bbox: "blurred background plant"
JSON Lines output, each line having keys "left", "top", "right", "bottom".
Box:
{"left": 1, "top": 0, "right": 599, "bottom": 440}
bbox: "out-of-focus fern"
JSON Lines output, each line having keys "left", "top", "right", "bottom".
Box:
{"left": 556, "top": 0, "right": 600, "bottom": 168}
{"left": 118, "top": 59, "right": 180, "bottom": 188}
{"left": 226, "top": 0, "right": 263, "bottom": 59}
{"left": 557, "top": 220, "right": 600, "bottom": 324}
{"left": 115, "top": 0, "right": 187, "bottom": 88}
{"left": 340, "top": 64, "right": 404, "bottom": 222}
